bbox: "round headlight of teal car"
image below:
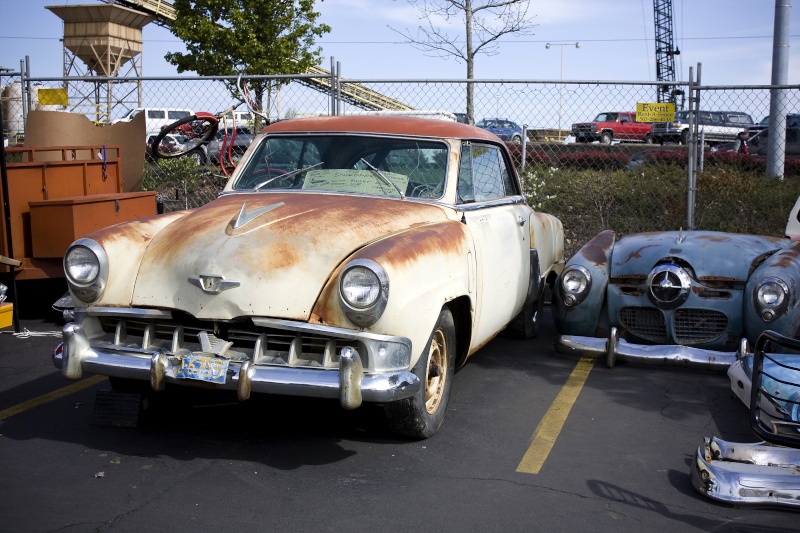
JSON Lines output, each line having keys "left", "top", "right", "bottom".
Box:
{"left": 339, "top": 259, "right": 389, "bottom": 327}
{"left": 755, "top": 277, "right": 789, "bottom": 322}
{"left": 561, "top": 265, "right": 592, "bottom": 306}
{"left": 63, "top": 239, "right": 108, "bottom": 303}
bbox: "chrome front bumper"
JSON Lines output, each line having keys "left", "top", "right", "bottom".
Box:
{"left": 52, "top": 321, "right": 419, "bottom": 410}
{"left": 692, "top": 436, "right": 800, "bottom": 508}
{"left": 555, "top": 327, "right": 749, "bottom": 370}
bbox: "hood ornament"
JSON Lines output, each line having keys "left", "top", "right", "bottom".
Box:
{"left": 232, "top": 201, "right": 285, "bottom": 230}
{"left": 189, "top": 274, "right": 240, "bottom": 294}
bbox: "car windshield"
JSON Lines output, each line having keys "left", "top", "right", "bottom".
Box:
{"left": 233, "top": 134, "right": 449, "bottom": 199}
{"left": 593, "top": 113, "right": 618, "bottom": 122}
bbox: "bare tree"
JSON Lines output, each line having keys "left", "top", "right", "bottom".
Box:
{"left": 392, "top": 0, "right": 535, "bottom": 123}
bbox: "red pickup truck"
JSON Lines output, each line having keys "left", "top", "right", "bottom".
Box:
{"left": 571, "top": 111, "right": 653, "bottom": 144}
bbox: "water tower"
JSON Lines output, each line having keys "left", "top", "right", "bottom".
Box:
{"left": 47, "top": 3, "right": 153, "bottom": 124}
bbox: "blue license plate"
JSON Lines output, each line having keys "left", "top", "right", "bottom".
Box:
{"left": 177, "top": 353, "right": 230, "bottom": 384}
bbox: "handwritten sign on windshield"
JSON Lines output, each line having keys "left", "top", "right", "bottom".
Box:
{"left": 303, "top": 169, "right": 409, "bottom": 195}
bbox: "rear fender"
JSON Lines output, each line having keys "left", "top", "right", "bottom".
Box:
{"left": 529, "top": 212, "right": 565, "bottom": 280}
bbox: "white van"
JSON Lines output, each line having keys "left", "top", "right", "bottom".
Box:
{"left": 115, "top": 107, "right": 194, "bottom": 134}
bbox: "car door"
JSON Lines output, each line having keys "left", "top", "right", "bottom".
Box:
{"left": 457, "top": 142, "right": 530, "bottom": 347}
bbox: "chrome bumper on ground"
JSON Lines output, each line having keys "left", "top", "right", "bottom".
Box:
{"left": 555, "top": 327, "right": 749, "bottom": 370}
{"left": 52, "top": 322, "right": 419, "bottom": 410}
{"left": 691, "top": 436, "right": 800, "bottom": 508}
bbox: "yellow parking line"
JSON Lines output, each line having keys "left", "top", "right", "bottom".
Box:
{"left": 516, "top": 356, "right": 595, "bottom": 474}
{"left": 0, "top": 375, "right": 107, "bottom": 421}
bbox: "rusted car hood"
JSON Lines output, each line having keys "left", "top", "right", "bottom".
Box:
{"left": 610, "top": 231, "right": 790, "bottom": 281}
{"left": 130, "top": 192, "right": 449, "bottom": 320}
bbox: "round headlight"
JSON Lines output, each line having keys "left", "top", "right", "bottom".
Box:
{"left": 63, "top": 239, "right": 108, "bottom": 304}
{"left": 561, "top": 265, "right": 592, "bottom": 306}
{"left": 757, "top": 280, "right": 786, "bottom": 307}
{"left": 754, "top": 277, "right": 789, "bottom": 322}
{"left": 341, "top": 266, "right": 380, "bottom": 309}
{"left": 65, "top": 245, "right": 100, "bottom": 284}
{"left": 338, "top": 259, "right": 389, "bottom": 328}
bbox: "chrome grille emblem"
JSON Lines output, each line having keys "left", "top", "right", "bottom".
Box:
{"left": 647, "top": 264, "right": 691, "bottom": 309}
{"left": 189, "top": 274, "right": 240, "bottom": 294}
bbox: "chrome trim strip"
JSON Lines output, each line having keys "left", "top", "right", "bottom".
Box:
{"left": 250, "top": 317, "right": 410, "bottom": 347}
{"left": 86, "top": 307, "right": 174, "bottom": 319}
{"left": 555, "top": 329, "right": 738, "bottom": 370}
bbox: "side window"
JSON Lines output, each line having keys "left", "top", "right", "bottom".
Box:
{"left": 168, "top": 110, "right": 191, "bottom": 120}
{"left": 458, "top": 143, "right": 510, "bottom": 203}
{"left": 619, "top": 114, "right": 629, "bottom": 123}
{"left": 148, "top": 110, "right": 166, "bottom": 119}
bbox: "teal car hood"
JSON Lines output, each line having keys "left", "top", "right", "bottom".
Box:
{"left": 610, "top": 231, "right": 790, "bottom": 281}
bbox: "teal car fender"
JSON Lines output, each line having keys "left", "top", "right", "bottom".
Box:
{"left": 552, "top": 230, "right": 615, "bottom": 337}
{"left": 744, "top": 241, "right": 800, "bottom": 342}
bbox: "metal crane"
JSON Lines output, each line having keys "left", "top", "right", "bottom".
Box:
{"left": 653, "top": 0, "right": 682, "bottom": 105}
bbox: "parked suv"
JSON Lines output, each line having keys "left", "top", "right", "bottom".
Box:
{"left": 115, "top": 107, "right": 194, "bottom": 135}
{"left": 651, "top": 110, "right": 753, "bottom": 145}
{"left": 747, "top": 113, "right": 800, "bottom": 135}
{"left": 571, "top": 111, "right": 653, "bottom": 144}
{"left": 747, "top": 127, "right": 800, "bottom": 157}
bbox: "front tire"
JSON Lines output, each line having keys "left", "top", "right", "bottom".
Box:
{"left": 384, "top": 307, "right": 456, "bottom": 439}
{"left": 600, "top": 131, "right": 613, "bottom": 144}
{"left": 186, "top": 149, "right": 205, "bottom": 165}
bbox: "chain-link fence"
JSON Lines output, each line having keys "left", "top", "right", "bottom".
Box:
{"left": 3, "top": 72, "right": 799, "bottom": 257}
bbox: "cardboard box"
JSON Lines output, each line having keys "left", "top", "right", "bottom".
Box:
{"left": 0, "top": 303, "right": 12, "bottom": 329}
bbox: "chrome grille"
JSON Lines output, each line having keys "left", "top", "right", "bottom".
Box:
{"left": 618, "top": 307, "right": 667, "bottom": 343}
{"left": 572, "top": 124, "right": 596, "bottom": 134}
{"left": 98, "top": 316, "right": 352, "bottom": 369}
{"left": 673, "top": 308, "right": 729, "bottom": 344}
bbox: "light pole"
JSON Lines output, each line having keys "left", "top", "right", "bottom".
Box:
{"left": 545, "top": 42, "right": 580, "bottom": 141}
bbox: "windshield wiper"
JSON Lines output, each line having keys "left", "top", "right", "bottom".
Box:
{"left": 360, "top": 158, "right": 405, "bottom": 199}
{"left": 253, "top": 162, "right": 323, "bottom": 191}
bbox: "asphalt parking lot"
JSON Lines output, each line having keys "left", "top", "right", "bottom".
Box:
{"left": 0, "top": 284, "right": 794, "bottom": 532}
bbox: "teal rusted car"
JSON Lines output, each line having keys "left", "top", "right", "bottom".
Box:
{"left": 552, "top": 198, "right": 800, "bottom": 370}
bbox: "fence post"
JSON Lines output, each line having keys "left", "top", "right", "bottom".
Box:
{"left": 336, "top": 60, "right": 342, "bottom": 116}
{"left": 766, "top": 0, "right": 791, "bottom": 178}
{"left": 329, "top": 56, "right": 336, "bottom": 116}
{"left": 686, "top": 66, "right": 696, "bottom": 231}
{"left": 521, "top": 125, "right": 528, "bottom": 171}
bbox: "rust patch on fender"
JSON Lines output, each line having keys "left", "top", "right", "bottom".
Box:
{"left": 353, "top": 221, "right": 468, "bottom": 269}
{"left": 580, "top": 230, "right": 615, "bottom": 265}
{"left": 771, "top": 247, "right": 800, "bottom": 269}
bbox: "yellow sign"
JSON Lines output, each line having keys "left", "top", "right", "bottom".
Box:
{"left": 636, "top": 102, "right": 675, "bottom": 123}
{"left": 37, "top": 88, "right": 68, "bottom": 107}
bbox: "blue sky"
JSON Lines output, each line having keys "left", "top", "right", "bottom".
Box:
{"left": 0, "top": 0, "right": 798, "bottom": 85}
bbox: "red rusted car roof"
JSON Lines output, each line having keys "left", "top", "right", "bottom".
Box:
{"left": 262, "top": 115, "right": 502, "bottom": 142}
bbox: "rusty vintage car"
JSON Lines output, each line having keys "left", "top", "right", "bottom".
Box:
{"left": 52, "top": 116, "right": 565, "bottom": 438}
{"left": 552, "top": 197, "right": 800, "bottom": 370}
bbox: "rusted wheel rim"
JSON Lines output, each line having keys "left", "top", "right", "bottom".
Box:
{"left": 424, "top": 328, "right": 448, "bottom": 414}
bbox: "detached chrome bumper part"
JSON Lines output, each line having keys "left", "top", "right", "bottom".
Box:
{"left": 555, "top": 327, "right": 749, "bottom": 370}
{"left": 53, "top": 321, "right": 419, "bottom": 410}
{"left": 692, "top": 436, "right": 800, "bottom": 508}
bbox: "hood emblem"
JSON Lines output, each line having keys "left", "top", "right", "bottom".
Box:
{"left": 189, "top": 274, "right": 240, "bottom": 294}
{"left": 647, "top": 264, "right": 691, "bottom": 309}
{"left": 232, "top": 201, "right": 285, "bottom": 230}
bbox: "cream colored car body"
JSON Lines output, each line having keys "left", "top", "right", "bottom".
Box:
{"left": 54, "top": 116, "right": 564, "bottom": 429}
